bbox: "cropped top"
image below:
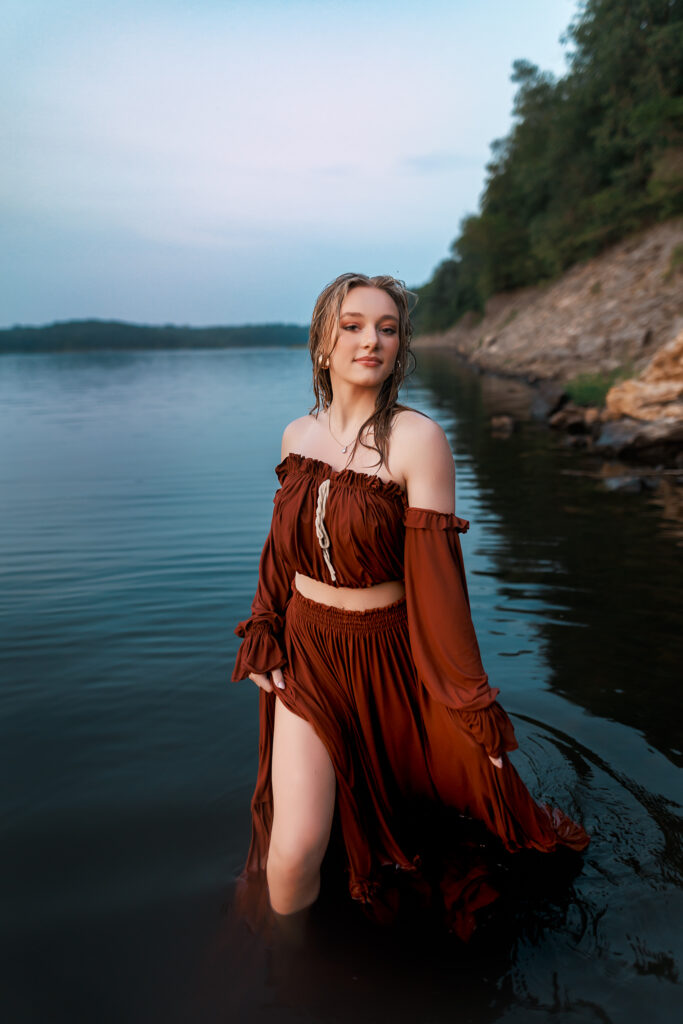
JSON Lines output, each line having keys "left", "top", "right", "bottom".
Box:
{"left": 231, "top": 452, "right": 517, "bottom": 759}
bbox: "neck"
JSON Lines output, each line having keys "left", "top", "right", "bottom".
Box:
{"left": 326, "top": 382, "right": 379, "bottom": 436}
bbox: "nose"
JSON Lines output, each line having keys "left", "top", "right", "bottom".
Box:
{"left": 362, "top": 326, "right": 380, "bottom": 348}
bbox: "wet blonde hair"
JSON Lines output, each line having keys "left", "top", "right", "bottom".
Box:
{"left": 308, "top": 272, "right": 418, "bottom": 471}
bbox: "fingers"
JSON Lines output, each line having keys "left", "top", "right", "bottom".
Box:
{"left": 271, "top": 667, "right": 285, "bottom": 690}
{"left": 249, "top": 671, "right": 274, "bottom": 692}
{"left": 248, "top": 668, "right": 286, "bottom": 692}
{"left": 488, "top": 755, "right": 503, "bottom": 769}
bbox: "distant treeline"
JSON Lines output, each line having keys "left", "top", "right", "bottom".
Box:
{"left": 0, "top": 320, "right": 310, "bottom": 354}
{"left": 414, "top": 0, "right": 683, "bottom": 333}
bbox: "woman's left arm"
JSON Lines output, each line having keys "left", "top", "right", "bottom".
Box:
{"left": 400, "top": 415, "right": 517, "bottom": 768}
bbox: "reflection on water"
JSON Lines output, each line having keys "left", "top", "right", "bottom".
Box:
{"left": 414, "top": 351, "right": 683, "bottom": 768}
{"left": 0, "top": 348, "right": 681, "bottom": 1023}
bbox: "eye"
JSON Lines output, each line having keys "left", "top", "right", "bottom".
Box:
{"left": 381, "top": 326, "right": 397, "bottom": 335}
{"left": 342, "top": 324, "right": 360, "bottom": 331}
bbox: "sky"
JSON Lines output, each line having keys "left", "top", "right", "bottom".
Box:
{"left": 1, "top": 0, "right": 577, "bottom": 327}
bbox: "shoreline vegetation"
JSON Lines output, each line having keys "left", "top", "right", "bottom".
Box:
{"left": 0, "top": 320, "right": 309, "bottom": 354}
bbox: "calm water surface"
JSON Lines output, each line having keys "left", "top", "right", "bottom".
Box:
{"left": 1, "top": 348, "right": 681, "bottom": 1023}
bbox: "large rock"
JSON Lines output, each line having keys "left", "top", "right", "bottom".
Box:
{"left": 605, "top": 330, "right": 683, "bottom": 421}
{"left": 595, "top": 415, "right": 683, "bottom": 463}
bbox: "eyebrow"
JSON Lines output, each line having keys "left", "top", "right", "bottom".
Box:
{"left": 340, "top": 312, "right": 398, "bottom": 321}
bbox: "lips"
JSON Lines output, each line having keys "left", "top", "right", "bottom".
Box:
{"left": 356, "top": 358, "right": 381, "bottom": 366}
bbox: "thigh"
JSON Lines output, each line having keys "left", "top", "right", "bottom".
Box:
{"left": 270, "top": 696, "right": 336, "bottom": 857}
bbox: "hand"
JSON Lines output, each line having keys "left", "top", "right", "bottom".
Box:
{"left": 488, "top": 755, "right": 503, "bottom": 769}
{"left": 248, "top": 667, "right": 285, "bottom": 692}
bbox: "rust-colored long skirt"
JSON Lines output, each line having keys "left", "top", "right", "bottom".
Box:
{"left": 237, "top": 584, "right": 589, "bottom": 940}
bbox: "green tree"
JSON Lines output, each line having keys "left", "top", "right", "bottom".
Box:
{"left": 413, "top": 0, "right": 683, "bottom": 335}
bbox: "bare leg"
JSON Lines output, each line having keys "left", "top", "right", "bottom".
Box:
{"left": 267, "top": 697, "right": 336, "bottom": 915}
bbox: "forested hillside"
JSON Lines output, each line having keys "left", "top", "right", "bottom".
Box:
{"left": 414, "top": 0, "right": 683, "bottom": 333}
{"left": 0, "top": 320, "right": 309, "bottom": 354}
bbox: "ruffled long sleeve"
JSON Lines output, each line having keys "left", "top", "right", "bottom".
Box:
{"left": 231, "top": 490, "right": 293, "bottom": 682}
{"left": 403, "top": 507, "right": 518, "bottom": 759}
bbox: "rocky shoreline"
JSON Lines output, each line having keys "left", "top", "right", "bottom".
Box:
{"left": 413, "top": 219, "right": 683, "bottom": 485}
{"left": 530, "top": 330, "right": 683, "bottom": 469}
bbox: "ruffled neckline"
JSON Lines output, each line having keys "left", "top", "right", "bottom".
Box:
{"left": 276, "top": 452, "right": 408, "bottom": 505}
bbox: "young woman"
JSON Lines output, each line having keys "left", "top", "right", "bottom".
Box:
{"left": 231, "top": 272, "right": 589, "bottom": 939}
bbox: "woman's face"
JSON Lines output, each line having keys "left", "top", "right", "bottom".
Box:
{"left": 326, "top": 286, "right": 400, "bottom": 391}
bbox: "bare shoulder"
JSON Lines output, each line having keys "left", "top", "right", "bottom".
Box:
{"left": 391, "top": 407, "right": 454, "bottom": 473}
{"left": 391, "top": 406, "right": 455, "bottom": 511}
{"left": 280, "top": 413, "right": 317, "bottom": 460}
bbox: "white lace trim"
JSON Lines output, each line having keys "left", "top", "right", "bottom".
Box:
{"left": 314, "top": 478, "right": 337, "bottom": 582}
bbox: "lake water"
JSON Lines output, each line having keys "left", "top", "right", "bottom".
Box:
{"left": 1, "top": 347, "right": 681, "bottom": 1023}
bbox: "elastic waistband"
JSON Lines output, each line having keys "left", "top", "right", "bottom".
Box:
{"left": 289, "top": 583, "right": 407, "bottom": 633}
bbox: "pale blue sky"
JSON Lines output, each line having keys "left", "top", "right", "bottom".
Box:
{"left": 1, "top": 0, "right": 576, "bottom": 327}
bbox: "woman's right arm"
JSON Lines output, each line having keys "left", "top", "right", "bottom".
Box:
{"left": 230, "top": 424, "right": 298, "bottom": 692}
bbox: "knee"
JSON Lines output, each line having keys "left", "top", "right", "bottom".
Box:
{"left": 266, "top": 829, "right": 327, "bottom": 891}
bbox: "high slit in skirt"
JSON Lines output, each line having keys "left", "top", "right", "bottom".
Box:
{"left": 236, "top": 582, "right": 590, "bottom": 939}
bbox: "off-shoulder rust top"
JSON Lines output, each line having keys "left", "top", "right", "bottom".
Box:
{"left": 231, "top": 452, "right": 517, "bottom": 759}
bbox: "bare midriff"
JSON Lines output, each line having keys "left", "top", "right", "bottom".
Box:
{"left": 293, "top": 571, "right": 405, "bottom": 610}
